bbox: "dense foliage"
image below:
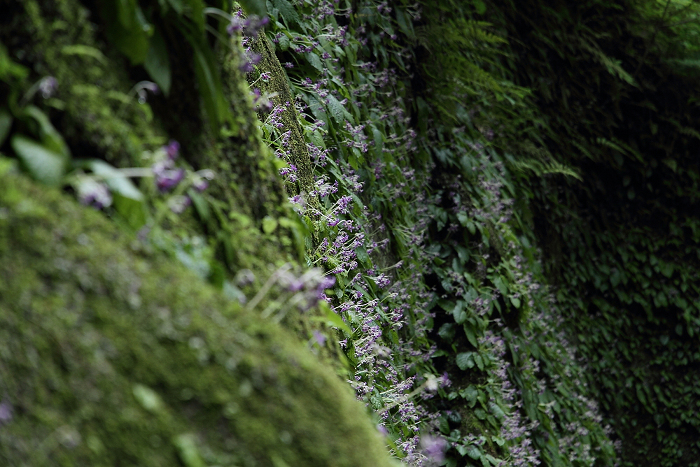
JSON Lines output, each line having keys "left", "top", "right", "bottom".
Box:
{"left": 3, "top": 0, "right": 700, "bottom": 465}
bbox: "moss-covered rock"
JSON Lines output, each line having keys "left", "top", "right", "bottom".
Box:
{"left": 0, "top": 169, "right": 396, "bottom": 467}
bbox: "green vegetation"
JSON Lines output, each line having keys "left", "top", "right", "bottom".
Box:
{"left": 2, "top": 0, "right": 700, "bottom": 465}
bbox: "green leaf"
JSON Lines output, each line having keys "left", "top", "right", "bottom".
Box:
{"left": 186, "top": 30, "right": 227, "bottom": 129}
{"left": 0, "top": 109, "right": 12, "bottom": 146}
{"left": 314, "top": 300, "right": 353, "bottom": 335}
{"left": 355, "top": 246, "right": 371, "bottom": 267}
{"left": 21, "top": 106, "right": 70, "bottom": 158}
{"left": 326, "top": 95, "right": 345, "bottom": 124}
{"left": 459, "top": 386, "right": 478, "bottom": 407}
{"left": 456, "top": 352, "right": 475, "bottom": 370}
{"left": 145, "top": 28, "right": 172, "bottom": 95}
{"left": 262, "top": 216, "right": 278, "bottom": 233}
{"left": 271, "top": 0, "right": 299, "bottom": 26}
{"left": 278, "top": 34, "right": 290, "bottom": 51}
{"left": 306, "top": 52, "right": 324, "bottom": 71}
{"left": 463, "top": 323, "right": 479, "bottom": 347}
{"left": 510, "top": 296, "right": 521, "bottom": 308}
{"left": 189, "top": 190, "right": 210, "bottom": 223}
{"left": 473, "top": 0, "right": 487, "bottom": 14}
{"left": 467, "top": 445, "right": 482, "bottom": 460}
{"left": 84, "top": 159, "right": 146, "bottom": 228}
{"left": 238, "top": 0, "right": 268, "bottom": 16}
{"left": 132, "top": 383, "right": 164, "bottom": 413}
{"left": 493, "top": 276, "right": 508, "bottom": 296}
{"left": 452, "top": 300, "right": 467, "bottom": 324}
{"left": 172, "top": 433, "right": 206, "bottom": 467}
{"left": 11, "top": 134, "right": 66, "bottom": 187}
{"left": 101, "top": 0, "right": 152, "bottom": 64}
{"left": 60, "top": 44, "right": 107, "bottom": 64}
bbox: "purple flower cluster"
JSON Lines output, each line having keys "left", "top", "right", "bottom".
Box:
{"left": 78, "top": 179, "right": 112, "bottom": 209}
{"left": 152, "top": 140, "right": 185, "bottom": 192}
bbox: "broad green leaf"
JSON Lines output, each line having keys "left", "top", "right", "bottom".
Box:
{"left": 326, "top": 95, "right": 345, "bottom": 124}
{"left": 355, "top": 245, "right": 371, "bottom": 267}
{"left": 272, "top": 0, "right": 299, "bottom": 26}
{"left": 101, "top": 0, "right": 151, "bottom": 64}
{"left": 0, "top": 44, "right": 28, "bottom": 80}
{"left": 145, "top": 28, "right": 172, "bottom": 95}
{"left": 463, "top": 323, "right": 479, "bottom": 347}
{"left": 467, "top": 445, "right": 482, "bottom": 460}
{"left": 86, "top": 160, "right": 144, "bottom": 201}
{"left": 456, "top": 352, "right": 474, "bottom": 370}
{"left": 113, "top": 194, "right": 148, "bottom": 229}
{"left": 459, "top": 385, "right": 478, "bottom": 407}
{"left": 452, "top": 300, "right": 467, "bottom": 324}
{"left": 493, "top": 276, "right": 508, "bottom": 296}
{"left": 306, "top": 52, "right": 323, "bottom": 71}
{"left": 278, "top": 34, "right": 290, "bottom": 51}
{"left": 11, "top": 134, "right": 66, "bottom": 187}
{"left": 262, "top": 216, "right": 278, "bottom": 233}
{"left": 21, "top": 106, "right": 70, "bottom": 158}
{"left": 238, "top": 0, "right": 268, "bottom": 17}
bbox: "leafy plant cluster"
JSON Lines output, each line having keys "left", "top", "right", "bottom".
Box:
{"left": 475, "top": 0, "right": 700, "bottom": 465}
{"left": 252, "top": 0, "right": 619, "bottom": 465}
{"left": 8, "top": 0, "right": 700, "bottom": 465}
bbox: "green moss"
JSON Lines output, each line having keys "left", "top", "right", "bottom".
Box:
{"left": 247, "top": 34, "right": 319, "bottom": 212}
{"left": 2, "top": 0, "right": 162, "bottom": 167}
{"left": 0, "top": 172, "right": 397, "bottom": 467}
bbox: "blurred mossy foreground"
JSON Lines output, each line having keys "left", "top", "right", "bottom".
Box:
{"left": 0, "top": 170, "right": 394, "bottom": 466}
{"left": 0, "top": 0, "right": 396, "bottom": 464}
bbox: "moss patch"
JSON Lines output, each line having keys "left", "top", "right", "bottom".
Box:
{"left": 0, "top": 171, "right": 396, "bottom": 467}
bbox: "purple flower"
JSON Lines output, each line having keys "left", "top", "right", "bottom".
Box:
{"left": 165, "top": 140, "right": 180, "bottom": 159}
{"left": 227, "top": 16, "right": 246, "bottom": 35}
{"left": 313, "top": 330, "right": 327, "bottom": 346}
{"left": 77, "top": 179, "right": 112, "bottom": 209}
{"left": 39, "top": 76, "right": 57, "bottom": 99}
{"left": 152, "top": 160, "right": 185, "bottom": 192}
{"left": 420, "top": 435, "right": 448, "bottom": 464}
{"left": 0, "top": 400, "right": 13, "bottom": 425}
{"left": 193, "top": 178, "right": 208, "bottom": 192}
{"left": 318, "top": 276, "right": 336, "bottom": 291}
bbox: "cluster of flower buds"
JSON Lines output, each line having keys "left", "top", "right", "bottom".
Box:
{"left": 276, "top": 267, "right": 336, "bottom": 310}
{"left": 227, "top": 12, "right": 270, "bottom": 38}
{"left": 152, "top": 140, "right": 185, "bottom": 192}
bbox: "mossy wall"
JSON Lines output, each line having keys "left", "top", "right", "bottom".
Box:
{"left": 0, "top": 165, "right": 395, "bottom": 467}
{"left": 0, "top": 0, "right": 397, "bottom": 465}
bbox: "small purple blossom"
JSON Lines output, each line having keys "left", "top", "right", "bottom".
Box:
{"left": 77, "top": 179, "right": 112, "bottom": 209}
{"left": 152, "top": 159, "right": 185, "bottom": 192}
{"left": 0, "top": 400, "right": 13, "bottom": 425}
{"left": 38, "top": 76, "right": 57, "bottom": 99}
{"left": 420, "top": 435, "right": 448, "bottom": 464}
{"left": 165, "top": 140, "right": 180, "bottom": 159}
{"left": 313, "top": 330, "right": 327, "bottom": 346}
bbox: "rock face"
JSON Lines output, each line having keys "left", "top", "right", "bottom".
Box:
{"left": 0, "top": 0, "right": 396, "bottom": 465}
{"left": 0, "top": 171, "right": 395, "bottom": 466}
